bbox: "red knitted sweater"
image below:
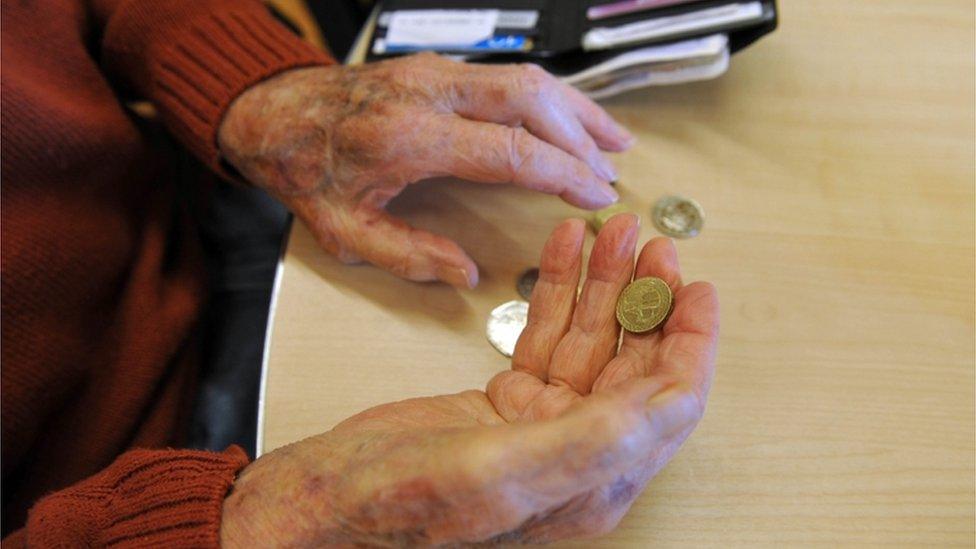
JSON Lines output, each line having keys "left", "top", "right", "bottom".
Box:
{"left": 1, "top": 0, "right": 332, "bottom": 545}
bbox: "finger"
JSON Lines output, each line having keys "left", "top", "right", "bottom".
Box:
{"left": 422, "top": 116, "right": 619, "bottom": 210}
{"left": 451, "top": 64, "right": 619, "bottom": 182}
{"left": 593, "top": 237, "right": 683, "bottom": 391}
{"left": 453, "top": 62, "right": 634, "bottom": 154}
{"left": 652, "top": 281, "right": 720, "bottom": 399}
{"left": 333, "top": 206, "right": 479, "bottom": 289}
{"left": 521, "top": 107, "right": 618, "bottom": 183}
{"left": 511, "top": 218, "right": 585, "bottom": 381}
{"left": 563, "top": 84, "right": 635, "bottom": 152}
{"left": 547, "top": 214, "right": 639, "bottom": 394}
{"left": 595, "top": 282, "right": 719, "bottom": 397}
{"left": 484, "top": 377, "right": 699, "bottom": 510}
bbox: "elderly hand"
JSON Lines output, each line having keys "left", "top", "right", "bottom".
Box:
{"left": 220, "top": 215, "right": 719, "bottom": 547}
{"left": 218, "top": 53, "right": 634, "bottom": 289}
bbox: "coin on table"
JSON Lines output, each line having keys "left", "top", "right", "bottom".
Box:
{"left": 615, "top": 277, "right": 673, "bottom": 333}
{"left": 590, "top": 203, "right": 633, "bottom": 233}
{"left": 486, "top": 300, "right": 529, "bottom": 357}
{"left": 516, "top": 268, "right": 540, "bottom": 300}
{"left": 652, "top": 195, "right": 704, "bottom": 238}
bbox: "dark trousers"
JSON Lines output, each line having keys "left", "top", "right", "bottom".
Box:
{"left": 187, "top": 181, "right": 289, "bottom": 458}
{"left": 185, "top": 1, "right": 374, "bottom": 457}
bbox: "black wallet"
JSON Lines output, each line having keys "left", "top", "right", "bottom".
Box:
{"left": 366, "top": 0, "right": 778, "bottom": 65}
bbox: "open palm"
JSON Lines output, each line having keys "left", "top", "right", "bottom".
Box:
{"left": 222, "top": 215, "right": 719, "bottom": 547}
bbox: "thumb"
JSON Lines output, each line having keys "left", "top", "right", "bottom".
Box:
{"left": 341, "top": 207, "right": 479, "bottom": 289}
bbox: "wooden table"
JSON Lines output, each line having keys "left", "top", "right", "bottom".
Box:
{"left": 259, "top": 2, "right": 976, "bottom": 545}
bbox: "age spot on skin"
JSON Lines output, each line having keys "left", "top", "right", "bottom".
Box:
{"left": 302, "top": 474, "right": 337, "bottom": 498}
{"left": 606, "top": 476, "right": 639, "bottom": 507}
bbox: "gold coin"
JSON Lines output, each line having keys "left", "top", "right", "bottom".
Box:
{"left": 652, "top": 195, "right": 704, "bottom": 238}
{"left": 616, "top": 277, "right": 673, "bottom": 333}
{"left": 590, "top": 203, "right": 633, "bottom": 233}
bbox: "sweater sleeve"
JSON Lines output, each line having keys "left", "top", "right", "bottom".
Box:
{"left": 95, "top": 0, "right": 335, "bottom": 172}
{"left": 10, "top": 446, "right": 249, "bottom": 547}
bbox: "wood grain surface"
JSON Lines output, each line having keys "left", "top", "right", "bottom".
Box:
{"left": 260, "top": 1, "right": 976, "bottom": 545}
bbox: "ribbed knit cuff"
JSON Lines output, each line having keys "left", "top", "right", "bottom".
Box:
{"left": 102, "top": 1, "right": 334, "bottom": 172}
{"left": 26, "top": 446, "right": 249, "bottom": 548}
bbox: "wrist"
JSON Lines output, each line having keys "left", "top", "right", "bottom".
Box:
{"left": 217, "top": 65, "right": 341, "bottom": 196}
{"left": 219, "top": 465, "right": 276, "bottom": 548}
{"left": 219, "top": 438, "right": 345, "bottom": 547}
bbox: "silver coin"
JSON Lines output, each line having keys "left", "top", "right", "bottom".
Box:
{"left": 516, "top": 268, "right": 540, "bottom": 300}
{"left": 486, "top": 300, "right": 528, "bottom": 358}
{"left": 652, "top": 195, "right": 704, "bottom": 238}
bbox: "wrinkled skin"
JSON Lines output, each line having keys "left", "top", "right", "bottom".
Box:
{"left": 218, "top": 53, "right": 634, "bottom": 289}
{"left": 220, "top": 215, "right": 719, "bottom": 547}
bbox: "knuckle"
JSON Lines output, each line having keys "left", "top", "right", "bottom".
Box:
{"left": 670, "top": 382, "right": 707, "bottom": 422}
{"left": 587, "top": 406, "right": 645, "bottom": 460}
{"left": 504, "top": 128, "right": 535, "bottom": 181}
{"left": 387, "top": 254, "right": 414, "bottom": 278}
{"left": 520, "top": 62, "right": 549, "bottom": 79}
{"left": 516, "top": 63, "right": 553, "bottom": 97}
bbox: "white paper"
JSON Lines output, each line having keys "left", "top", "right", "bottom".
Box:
{"left": 581, "top": 48, "right": 730, "bottom": 99}
{"left": 583, "top": 2, "right": 763, "bottom": 50}
{"left": 564, "top": 34, "right": 727, "bottom": 85}
{"left": 386, "top": 9, "right": 499, "bottom": 47}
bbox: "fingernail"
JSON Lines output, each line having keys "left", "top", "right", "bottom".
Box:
{"left": 437, "top": 265, "right": 476, "bottom": 289}
{"left": 595, "top": 156, "right": 618, "bottom": 182}
{"left": 597, "top": 184, "right": 619, "bottom": 205}
{"left": 613, "top": 121, "right": 635, "bottom": 145}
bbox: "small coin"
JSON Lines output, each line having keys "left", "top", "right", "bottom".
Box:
{"left": 652, "top": 195, "right": 704, "bottom": 238}
{"left": 590, "top": 203, "right": 633, "bottom": 233}
{"left": 516, "top": 268, "right": 540, "bottom": 300}
{"left": 486, "top": 300, "right": 529, "bottom": 357}
{"left": 615, "top": 277, "right": 673, "bottom": 333}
